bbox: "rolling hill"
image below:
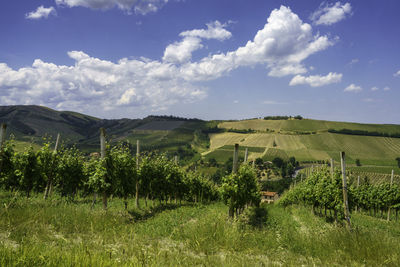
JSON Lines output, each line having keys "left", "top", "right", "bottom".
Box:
{"left": 1, "top": 106, "right": 400, "bottom": 171}
{"left": 204, "top": 119, "right": 400, "bottom": 169}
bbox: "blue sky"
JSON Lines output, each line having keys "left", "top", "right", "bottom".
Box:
{"left": 0, "top": 0, "right": 399, "bottom": 123}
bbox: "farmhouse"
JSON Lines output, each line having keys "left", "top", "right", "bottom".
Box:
{"left": 261, "top": 191, "right": 279, "bottom": 203}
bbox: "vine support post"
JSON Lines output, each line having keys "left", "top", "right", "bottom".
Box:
{"left": 44, "top": 133, "right": 61, "bottom": 199}
{"left": 330, "top": 158, "right": 334, "bottom": 180}
{"left": 0, "top": 123, "right": 6, "bottom": 151}
{"left": 340, "top": 152, "right": 351, "bottom": 230}
{"left": 232, "top": 143, "right": 239, "bottom": 174}
{"left": 252, "top": 159, "right": 255, "bottom": 169}
{"left": 391, "top": 169, "right": 394, "bottom": 186}
{"left": 174, "top": 155, "right": 178, "bottom": 165}
{"left": 244, "top": 147, "right": 248, "bottom": 163}
{"left": 135, "top": 140, "right": 140, "bottom": 209}
{"left": 0, "top": 123, "right": 7, "bottom": 176}
{"left": 100, "top": 128, "right": 108, "bottom": 210}
{"left": 387, "top": 169, "right": 395, "bottom": 221}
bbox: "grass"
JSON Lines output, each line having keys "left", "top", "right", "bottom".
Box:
{"left": 1, "top": 191, "right": 400, "bottom": 266}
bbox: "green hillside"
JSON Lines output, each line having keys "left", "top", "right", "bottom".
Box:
{"left": 205, "top": 119, "right": 400, "bottom": 169}
{"left": 1, "top": 106, "right": 400, "bottom": 171}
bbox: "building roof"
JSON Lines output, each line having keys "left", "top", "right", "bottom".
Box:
{"left": 261, "top": 191, "right": 278, "bottom": 197}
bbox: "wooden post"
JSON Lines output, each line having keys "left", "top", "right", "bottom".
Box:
{"left": 135, "top": 140, "right": 140, "bottom": 209}
{"left": 340, "top": 152, "right": 351, "bottom": 230}
{"left": 44, "top": 133, "right": 61, "bottom": 199}
{"left": 0, "top": 123, "right": 7, "bottom": 177}
{"left": 244, "top": 148, "right": 248, "bottom": 163}
{"left": 100, "top": 128, "right": 107, "bottom": 210}
{"left": 387, "top": 170, "right": 395, "bottom": 221}
{"left": 252, "top": 159, "right": 255, "bottom": 168}
{"left": 391, "top": 169, "right": 394, "bottom": 186}
{"left": 0, "top": 123, "right": 6, "bottom": 150}
{"left": 54, "top": 133, "right": 60, "bottom": 152}
{"left": 232, "top": 143, "right": 239, "bottom": 174}
{"left": 174, "top": 155, "right": 178, "bottom": 165}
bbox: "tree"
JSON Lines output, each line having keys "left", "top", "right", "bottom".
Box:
{"left": 396, "top": 157, "right": 400, "bottom": 168}
{"left": 272, "top": 157, "right": 284, "bottom": 168}
{"left": 355, "top": 159, "right": 361, "bottom": 166}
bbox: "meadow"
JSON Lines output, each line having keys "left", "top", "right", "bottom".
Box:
{"left": 1, "top": 191, "right": 400, "bottom": 266}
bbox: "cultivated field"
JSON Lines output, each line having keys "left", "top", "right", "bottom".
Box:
{"left": 206, "top": 119, "right": 400, "bottom": 169}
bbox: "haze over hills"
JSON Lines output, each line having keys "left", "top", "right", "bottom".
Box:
{"left": 1, "top": 105, "right": 400, "bottom": 171}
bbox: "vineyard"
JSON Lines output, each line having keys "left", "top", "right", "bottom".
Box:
{"left": 281, "top": 166, "right": 400, "bottom": 222}
{"left": 1, "top": 121, "right": 400, "bottom": 265}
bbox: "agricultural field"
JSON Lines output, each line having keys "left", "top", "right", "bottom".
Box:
{"left": 1, "top": 192, "right": 399, "bottom": 266}
{"left": 219, "top": 118, "right": 400, "bottom": 135}
{"left": 205, "top": 119, "right": 400, "bottom": 171}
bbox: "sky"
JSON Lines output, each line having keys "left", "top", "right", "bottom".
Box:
{"left": 0, "top": 0, "right": 399, "bottom": 124}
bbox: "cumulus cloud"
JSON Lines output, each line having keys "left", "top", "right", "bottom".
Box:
{"left": 0, "top": 6, "right": 337, "bottom": 114}
{"left": 289, "top": 72, "right": 342, "bottom": 87}
{"left": 26, "top": 6, "right": 56, "bottom": 19}
{"left": 394, "top": 70, "right": 400, "bottom": 77}
{"left": 163, "top": 21, "right": 232, "bottom": 64}
{"left": 311, "top": 2, "right": 352, "bottom": 25}
{"left": 55, "top": 0, "right": 169, "bottom": 14}
{"left": 181, "top": 6, "right": 334, "bottom": 80}
{"left": 371, "top": 86, "right": 379, "bottom": 91}
{"left": 344, "top": 84, "right": 362, "bottom": 92}
{"left": 383, "top": 86, "right": 391, "bottom": 91}
{"left": 0, "top": 52, "right": 206, "bottom": 112}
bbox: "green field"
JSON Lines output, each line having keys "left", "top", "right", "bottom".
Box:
{"left": 1, "top": 191, "right": 399, "bottom": 266}
{"left": 219, "top": 118, "right": 400, "bottom": 134}
{"left": 204, "top": 119, "right": 400, "bottom": 171}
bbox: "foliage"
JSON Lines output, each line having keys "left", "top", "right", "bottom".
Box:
{"left": 220, "top": 164, "right": 260, "bottom": 218}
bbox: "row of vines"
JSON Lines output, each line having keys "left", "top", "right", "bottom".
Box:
{"left": 0, "top": 138, "right": 260, "bottom": 216}
{"left": 280, "top": 167, "right": 400, "bottom": 221}
{"left": 0, "top": 140, "right": 218, "bottom": 209}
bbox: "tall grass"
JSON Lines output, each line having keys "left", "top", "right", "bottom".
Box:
{"left": 1, "top": 191, "right": 399, "bottom": 266}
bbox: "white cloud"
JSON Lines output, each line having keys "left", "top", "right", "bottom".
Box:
{"left": 371, "top": 86, "right": 379, "bottom": 91}
{"left": 262, "top": 100, "right": 288, "bottom": 105}
{"left": 289, "top": 72, "right": 342, "bottom": 87}
{"left": 180, "top": 6, "right": 334, "bottom": 80}
{"left": 348, "top": 58, "right": 359, "bottom": 65}
{"left": 311, "top": 2, "right": 352, "bottom": 25}
{"left": 233, "top": 100, "right": 239, "bottom": 104}
{"left": 55, "top": 0, "right": 169, "bottom": 14}
{"left": 0, "top": 6, "right": 337, "bottom": 114}
{"left": 163, "top": 21, "right": 232, "bottom": 64}
{"left": 383, "top": 86, "right": 391, "bottom": 91}
{"left": 26, "top": 6, "right": 56, "bottom": 19}
{"left": 0, "top": 52, "right": 206, "bottom": 112}
{"left": 344, "top": 84, "right": 362, "bottom": 92}
{"left": 363, "top": 98, "right": 375, "bottom": 103}
{"left": 394, "top": 70, "right": 400, "bottom": 77}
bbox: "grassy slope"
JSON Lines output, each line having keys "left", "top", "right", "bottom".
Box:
{"left": 1, "top": 192, "right": 399, "bottom": 266}
{"left": 209, "top": 119, "right": 400, "bottom": 168}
